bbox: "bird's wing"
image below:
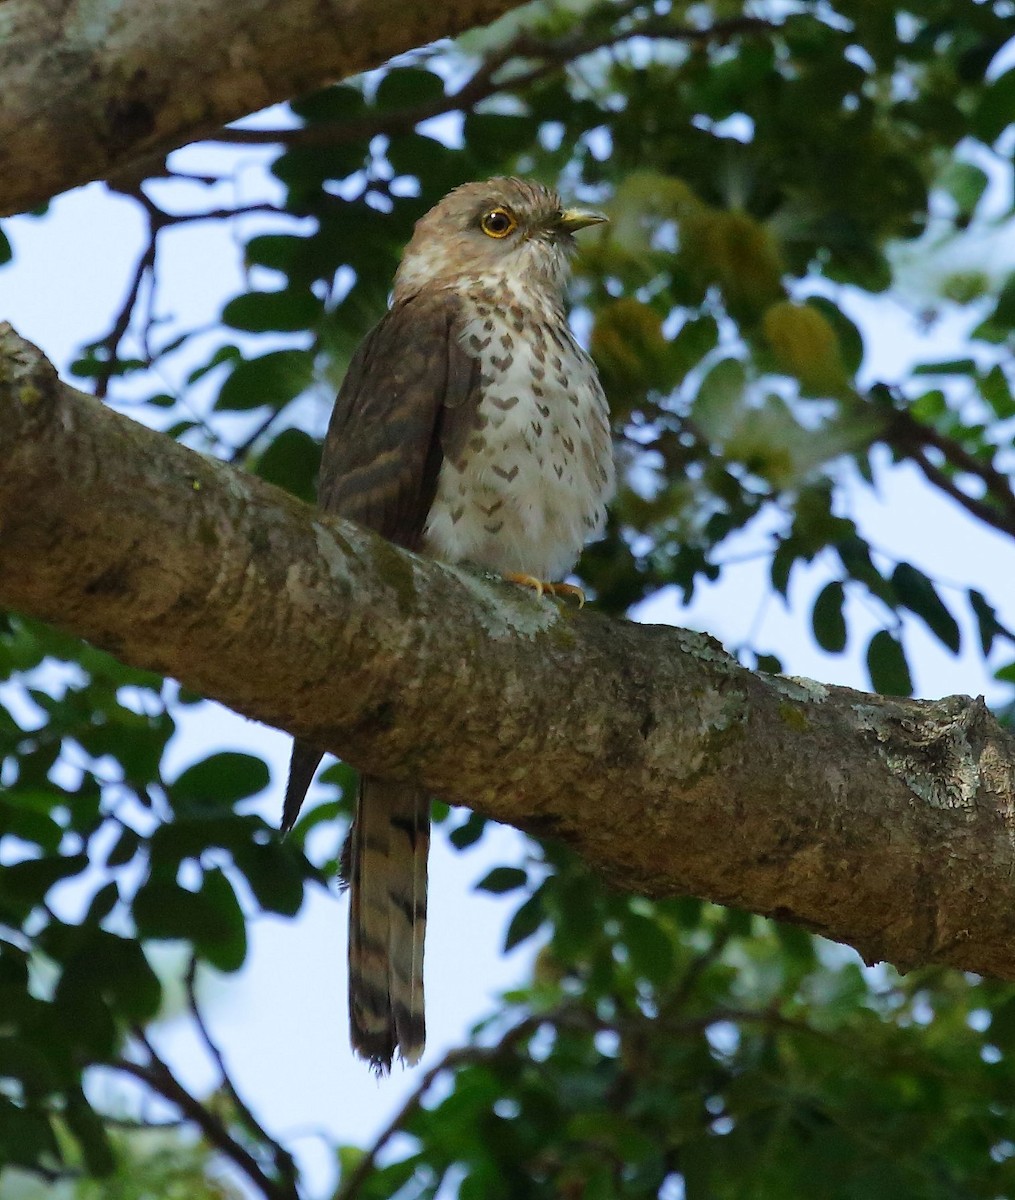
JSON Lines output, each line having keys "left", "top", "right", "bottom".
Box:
{"left": 282, "top": 288, "right": 481, "bottom": 833}
{"left": 284, "top": 288, "right": 481, "bottom": 1071}
{"left": 316, "top": 288, "right": 482, "bottom": 547}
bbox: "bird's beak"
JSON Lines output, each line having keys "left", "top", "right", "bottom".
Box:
{"left": 556, "top": 207, "right": 609, "bottom": 233}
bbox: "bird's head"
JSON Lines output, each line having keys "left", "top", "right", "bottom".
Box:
{"left": 393, "top": 177, "right": 606, "bottom": 302}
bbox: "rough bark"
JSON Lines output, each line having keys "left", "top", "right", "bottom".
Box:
{"left": 3, "top": 320, "right": 1015, "bottom": 980}
{"left": 0, "top": 0, "right": 526, "bottom": 218}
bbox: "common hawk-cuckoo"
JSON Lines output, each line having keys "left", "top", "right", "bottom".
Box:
{"left": 282, "top": 177, "right": 615, "bottom": 1070}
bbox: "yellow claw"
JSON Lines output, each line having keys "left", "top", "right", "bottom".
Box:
{"left": 503, "top": 573, "right": 585, "bottom": 608}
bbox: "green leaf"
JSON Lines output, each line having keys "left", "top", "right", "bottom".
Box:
{"left": 195, "top": 868, "right": 247, "bottom": 972}
{"left": 64, "top": 1090, "right": 115, "bottom": 1177}
{"left": 387, "top": 134, "right": 464, "bottom": 193}
{"left": 291, "top": 83, "right": 367, "bottom": 124}
{"left": 0, "top": 1037, "right": 61, "bottom": 1097}
{"left": 972, "top": 276, "right": 1015, "bottom": 343}
{"left": 448, "top": 812, "right": 487, "bottom": 851}
{"left": 0, "top": 854, "right": 89, "bottom": 919}
{"left": 85, "top": 881, "right": 120, "bottom": 924}
{"left": 812, "top": 581, "right": 847, "bottom": 653}
{"left": 800, "top": 296, "right": 864, "bottom": 377}
{"left": 837, "top": 536, "right": 893, "bottom": 605}
{"left": 504, "top": 889, "right": 547, "bottom": 951}
{"left": 170, "top": 751, "right": 270, "bottom": 811}
{"left": 272, "top": 143, "right": 369, "bottom": 191}
{"left": 770, "top": 538, "right": 798, "bottom": 597}
{"left": 671, "top": 313, "right": 721, "bottom": 375}
{"left": 0, "top": 797, "right": 63, "bottom": 853}
{"left": 255, "top": 426, "right": 320, "bottom": 504}
{"left": 187, "top": 343, "right": 242, "bottom": 385}
{"left": 222, "top": 288, "right": 324, "bottom": 333}
{"left": 231, "top": 839, "right": 307, "bottom": 917}
{"left": 215, "top": 349, "right": 315, "bottom": 412}
{"left": 755, "top": 652, "right": 783, "bottom": 673}
{"left": 476, "top": 867, "right": 528, "bottom": 895}
{"left": 133, "top": 870, "right": 247, "bottom": 972}
{"left": 693, "top": 357, "right": 747, "bottom": 442}
{"left": 244, "top": 233, "right": 305, "bottom": 274}
{"left": 71, "top": 931, "right": 162, "bottom": 1022}
{"left": 374, "top": 68, "right": 446, "bottom": 112}
{"left": 969, "top": 589, "right": 1006, "bottom": 656}
{"left": 911, "top": 358, "right": 978, "bottom": 377}
{"left": 106, "top": 827, "right": 141, "bottom": 868}
{"left": 972, "top": 67, "right": 1015, "bottom": 143}
{"left": 989, "top": 993, "right": 1015, "bottom": 1048}
{"left": 464, "top": 112, "right": 537, "bottom": 164}
{"left": 891, "top": 562, "right": 960, "bottom": 653}
{"left": 622, "top": 910, "right": 675, "bottom": 986}
{"left": 0, "top": 1096, "right": 61, "bottom": 1170}
{"left": 0, "top": 225, "right": 11, "bottom": 267}
{"left": 980, "top": 363, "right": 1015, "bottom": 419}
{"left": 939, "top": 160, "right": 989, "bottom": 218}
{"left": 866, "top": 629, "right": 913, "bottom": 697}
{"left": 150, "top": 813, "right": 263, "bottom": 863}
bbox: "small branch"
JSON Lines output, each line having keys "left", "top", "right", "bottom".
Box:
{"left": 184, "top": 957, "right": 300, "bottom": 1192}
{"left": 209, "top": 13, "right": 777, "bottom": 150}
{"left": 907, "top": 445, "right": 1015, "bottom": 539}
{"left": 884, "top": 407, "right": 1015, "bottom": 538}
{"left": 90, "top": 184, "right": 165, "bottom": 399}
{"left": 118, "top": 1030, "right": 298, "bottom": 1200}
{"left": 229, "top": 408, "right": 287, "bottom": 465}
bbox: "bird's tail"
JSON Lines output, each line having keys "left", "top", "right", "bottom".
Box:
{"left": 281, "top": 738, "right": 325, "bottom": 834}
{"left": 345, "top": 776, "right": 429, "bottom": 1070}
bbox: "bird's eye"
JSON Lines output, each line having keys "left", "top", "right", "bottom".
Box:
{"left": 480, "top": 208, "right": 517, "bottom": 239}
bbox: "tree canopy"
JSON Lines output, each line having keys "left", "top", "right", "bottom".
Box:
{"left": 2, "top": 0, "right": 1015, "bottom": 1196}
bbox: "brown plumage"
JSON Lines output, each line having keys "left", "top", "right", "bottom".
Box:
{"left": 282, "top": 178, "right": 614, "bottom": 1070}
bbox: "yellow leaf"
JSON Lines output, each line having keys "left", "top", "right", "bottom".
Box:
{"left": 763, "top": 300, "right": 847, "bottom": 393}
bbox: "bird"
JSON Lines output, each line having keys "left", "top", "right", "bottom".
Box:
{"left": 281, "top": 177, "right": 615, "bottom": 1070}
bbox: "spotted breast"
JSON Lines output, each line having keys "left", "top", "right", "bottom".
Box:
{"left": 423, "top": 276, "right": 615, "bottom": 579}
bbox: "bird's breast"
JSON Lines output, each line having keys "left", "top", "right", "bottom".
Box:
{"left": 423, "top": 288, "right": 615, "bottom": 580}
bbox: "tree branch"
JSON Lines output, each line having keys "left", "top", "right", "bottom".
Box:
{"left": 0, "top": 0, "right": 529, "bottom": 216}
{"left": 119, "top": 1031, "right": 297, "bottom": 1200}
{"left": 4, "top": 321, "right": 1015, "bottom": 982}
{"left": 883, "top": 406, "right": 1015, "bottom": 539}
{"left": 184, "top": 957, "right": 300, "bottom": 1192}
{"left": 207, "top": 12, "right": 776, "bottom": 151}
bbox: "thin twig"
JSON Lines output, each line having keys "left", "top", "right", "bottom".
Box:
{"left": 209, "top": 13, "right": 776, "bottom": 150}
{"left": 884, "top": 407, "right": 1015, "bottom": 537}
{"left": 118, "top": 1029, "right": 299, "bottom": 1200}
{"left": 228, "top": 407, "right": 287, "bottom": 464}
{"left": 92, "top": 201, "right": 161, "bottom": 400}
{"left": 907, "top": 444, "right": 1015, "bottom": 539}
{"left": 184, "top": 957, "right": 300, "bottom": 1192}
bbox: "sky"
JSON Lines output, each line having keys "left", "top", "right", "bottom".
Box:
{"left": 2, "top": 91, "right": 1015, "bottom": 1198}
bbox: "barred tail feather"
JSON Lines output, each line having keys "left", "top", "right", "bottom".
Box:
{"left": 347, "top": 776, "right": 429, "bottom": 1070}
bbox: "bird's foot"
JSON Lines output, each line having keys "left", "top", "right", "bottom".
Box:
{"left": 503, "top": 573, "right": 585, "bottom": 608}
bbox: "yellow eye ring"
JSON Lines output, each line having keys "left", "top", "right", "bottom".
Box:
{"left": 480, "top": 207, "right": 517, "bottom": 238}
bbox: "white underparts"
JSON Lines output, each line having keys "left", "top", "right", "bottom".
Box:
{"left": 423, "top": 277, "right": 615, "bottom": 580}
